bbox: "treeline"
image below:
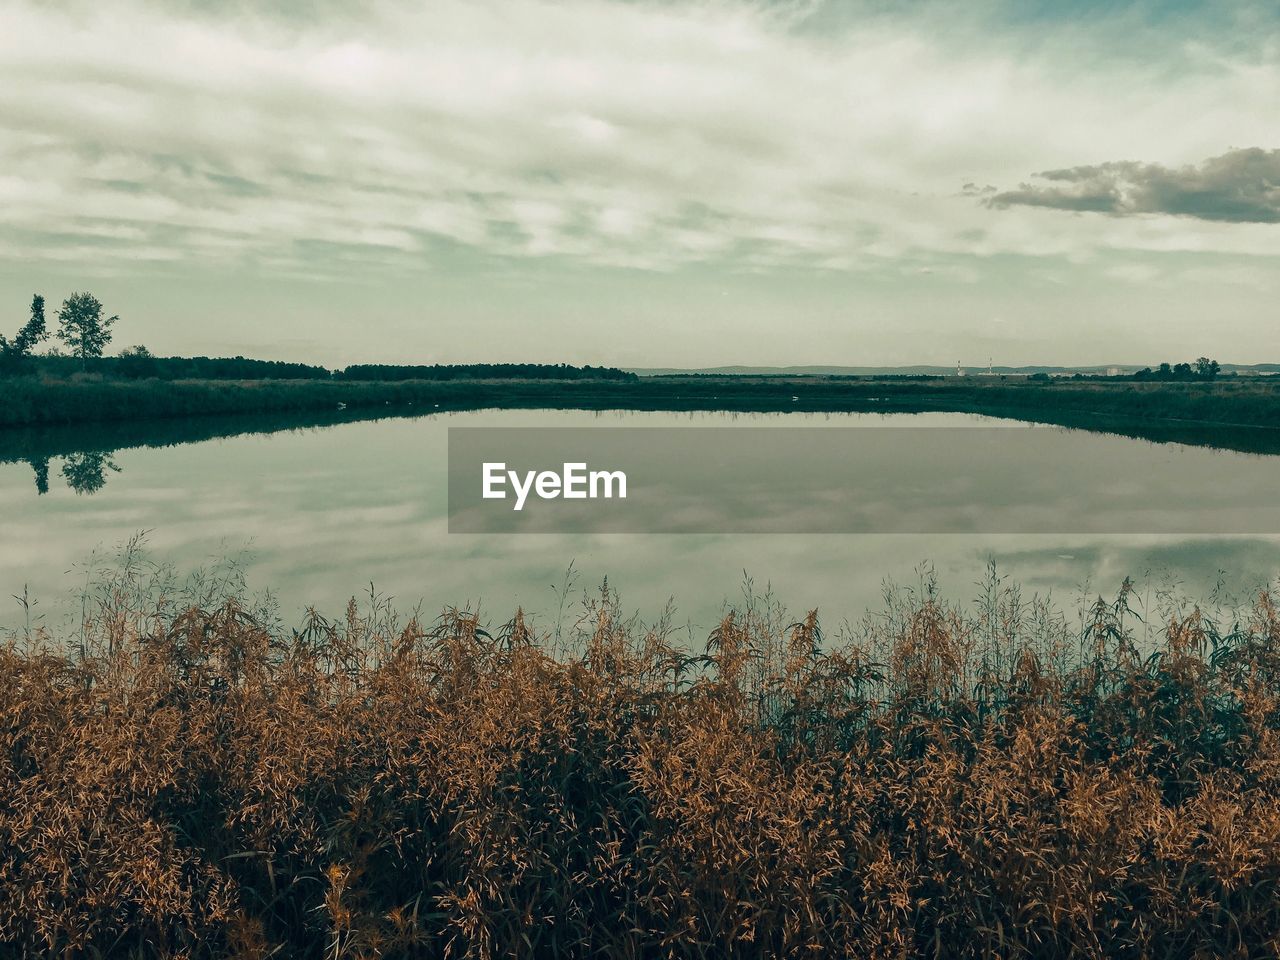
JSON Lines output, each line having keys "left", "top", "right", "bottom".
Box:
{"left": 8, "top": 354, "right": 638, "bottom": 383}
{"left": 1134, "top": 358, "right": 1222, "bottom": 381}
{"left": 335, "top": 362, "right": 637, "bottom": 382}
{"left": 26, "top": 352, "right": 332, "bottom": 381}
{"left": 4, "top": 291, "right": 635, "bottom": 384}
{"left": 1031, "top": 359, "right": 1228, "bottom": 383}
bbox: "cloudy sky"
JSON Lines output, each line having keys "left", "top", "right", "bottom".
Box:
{"left": 1, "top": 0, "right": 1277, "bottom": 367}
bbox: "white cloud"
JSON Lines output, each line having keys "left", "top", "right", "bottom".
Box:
{"left": 0, "top": 0, "right": 1277, "bottom": 277}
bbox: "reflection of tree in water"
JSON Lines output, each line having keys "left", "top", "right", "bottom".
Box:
{"left": 13, "top": 453, "right": 119, "bottom": 495}
{"left": 26, "top": 457, "right": 50, "bottom": 495}
{"left": 59, "top": 452, "right": 121, "bottom": 495}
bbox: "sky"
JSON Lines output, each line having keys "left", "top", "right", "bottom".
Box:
{"left": 0, "top": 0, "right": 1277, "bottom": 368}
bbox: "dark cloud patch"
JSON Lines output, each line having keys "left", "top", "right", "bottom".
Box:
{"left": 95, "top": 178, "right": 147, "bottom": 194}
{"left": 204, "top": 172, "right": 268, "bottom": 197}
{"left": 986, "top": 148, "right": 1280, "bottom": 223}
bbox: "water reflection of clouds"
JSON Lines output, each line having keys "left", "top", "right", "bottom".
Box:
{"left": 452, "top": 425, "right": 1280, "bottom": 534}
{"left": 1, "top": 411, "right": 1279, "bottom": 635}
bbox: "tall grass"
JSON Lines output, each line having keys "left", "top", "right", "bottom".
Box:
{"left": 3, "top": 561, "right": 1280, "bottom": 957}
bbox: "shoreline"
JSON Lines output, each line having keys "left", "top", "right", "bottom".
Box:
{"left": 3, "top": 375, "right": 1280, "bottom": 456}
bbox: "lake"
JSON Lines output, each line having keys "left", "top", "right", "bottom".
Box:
{"left": 2, "top": 407, "right": 1279, "bottom": 637}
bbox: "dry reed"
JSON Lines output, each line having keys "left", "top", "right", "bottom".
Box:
{"left": 3, "top": 556, "right": 1280, "bottom": 958}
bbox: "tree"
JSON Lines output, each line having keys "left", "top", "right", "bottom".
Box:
{"left": 57, "top": 292, "right": 117, "bottom": 369}
{"left": 0, "top": 295, "right": 49, "bottom": 368}
{"left": 117, "top": 344, "right": 157, "bottom": 379}
{"left": 1194, "top": 357, "right": 1221, "bottom": 379}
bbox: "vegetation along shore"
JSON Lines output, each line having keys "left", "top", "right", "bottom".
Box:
{"left": 5, "top": 373, "right": 1280, "bottom": 450}
{"left": 3, "top": 292, "right": 1279, "bottom": 448}
{"left": 3, "top": 566, "right": 1280, "bottom": 956}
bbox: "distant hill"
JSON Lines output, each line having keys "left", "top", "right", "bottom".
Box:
{"left": 629, "top": 363, "right": 1280, "bottom": 377}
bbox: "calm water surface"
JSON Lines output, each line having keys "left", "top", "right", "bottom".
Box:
{"left": 2, "top": 408, "right": 1278, "bottom": 634}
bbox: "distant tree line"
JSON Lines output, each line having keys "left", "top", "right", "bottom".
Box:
{"left": 106, "top": 352, "right": 332, "bottom": 381}
{"left": 335, "top": 363, "right": 638, "bottom": 382}
{"left": 9, "top": 352, "right": 633, "bottom": 383}
{"left": 1134, "top": 358, "right": 1221, "bottom": 381}
{"left": 1, "top": 293, "right": 637, "bottom": 384}
{"left": 9, "top": 350, "right": 330, "bottom": 382}
{"left": 1036, "top": 359, "right": 1229, "bottom": 383}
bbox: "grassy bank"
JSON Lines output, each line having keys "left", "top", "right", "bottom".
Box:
{"left": 4, "top": 569, "right": 1280, "bottom": 957}
{"left": 4, "top": 374, "right": 1280, "bottom": 458}
{"left": 0, "top": 376, "right": 542, "bottom": 427}
{"left": 4, "top": 372, "right": 1280, "bottom": 429}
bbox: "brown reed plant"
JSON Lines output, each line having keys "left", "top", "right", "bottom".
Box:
{"left": 2, "top": 559, "right": 1280, "bottom": 958}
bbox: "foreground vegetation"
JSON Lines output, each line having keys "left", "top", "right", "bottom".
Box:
{"left": 4, "top": 561, "right": 1280, "bottom": 958}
